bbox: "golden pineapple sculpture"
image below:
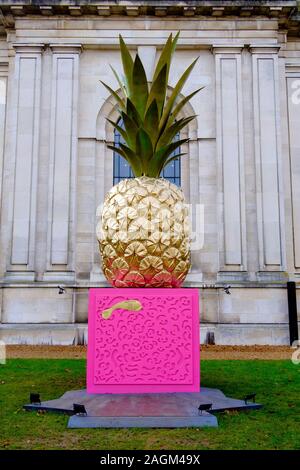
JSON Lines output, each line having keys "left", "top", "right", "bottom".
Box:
{"left": 98, "top": 33, "right": 203, "bottom": 288}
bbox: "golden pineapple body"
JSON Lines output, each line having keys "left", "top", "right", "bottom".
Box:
{"left": 98, "top": 176, "right": 191, "bottom": 288}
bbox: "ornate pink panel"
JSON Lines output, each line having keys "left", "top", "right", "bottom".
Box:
{"left": 87, "top": 288, "right": 200, "bottom": 394}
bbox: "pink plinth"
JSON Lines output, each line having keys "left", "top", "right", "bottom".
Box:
{"left": 87, "top": 288, "right": 200, "bottom": 394}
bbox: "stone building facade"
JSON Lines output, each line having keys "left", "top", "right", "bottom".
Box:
{"left": 0, "top": 1, "right": 299, "bottom": 345}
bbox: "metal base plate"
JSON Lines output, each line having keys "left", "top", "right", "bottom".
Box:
{"left": 24, "top": 387, "right": 262, "bottom": 428}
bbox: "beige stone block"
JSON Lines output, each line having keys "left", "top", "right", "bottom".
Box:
{"left": 200, "top": 288, "right": 218, "bottom": 323}
{"left": 2, "top": 288, "right": 73, "bottom": 323}
{"left": 0, "top": 324, "right": 80, "bottom": 345}
{"left": 75, "top": 289, "right": 89, "bottom": 323}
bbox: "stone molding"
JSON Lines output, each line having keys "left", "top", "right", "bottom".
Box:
{"left": 285, "top": 61, "right": 300, "bottom": 271}
{"left": 45, "top": 43, "right": 80, "bottom": 275}
{"left": 251, "top": 44, "right": 286, "bottom": 271}
{"left": 5, "top": 42, "right": 43, "bottom": 276}
{"left": 285, "top": 61, "right": 300, "bottom": 74}
{"left": 212, "top": 44, "right": 245, "bottom": 54}
{"left": 12, "top": 43, "right": 44, "bottom": 54}
{"left": 249, "top": 44, "right": 282, "bottom": 54}
{"left": 213, "top": 43, "right": 247, "bottom": 273}
{"left": 49, "top": 44, "right": 82, "bottom": 54}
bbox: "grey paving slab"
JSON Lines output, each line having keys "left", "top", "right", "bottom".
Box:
{"left": 68, "top": 415, "right": 218, "bottom": 428}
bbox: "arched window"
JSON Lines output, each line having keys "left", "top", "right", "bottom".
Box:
{"left": 113, "top": 119, "right": 181, "bottom": 186}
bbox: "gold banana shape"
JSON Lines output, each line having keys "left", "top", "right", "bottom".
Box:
{"left": 101, "top": 299, "right": 143, "bottom": 319}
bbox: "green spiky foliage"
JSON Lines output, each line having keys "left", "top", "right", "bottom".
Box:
{"left": 101, "top": 33, "right": 203, "bottom": 178}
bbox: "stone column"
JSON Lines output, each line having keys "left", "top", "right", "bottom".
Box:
{"left": 5, "top": 44, "right": 43, "bottom": 281}
{"left": 250, "top": 45, "right": 285, "bottom": 276}
{"left": 285, "top": 62, "right": 300, "bottom": 273}
{"left": 0, "top": 61, "right": 8, "bottom": 238}
{"left": 0, "top": 60, "right": 8, "bottom": 286}
{"left": 44, "top": 44, "right": 81, "bottom": 282}
{"left": 213, "top": 45, "right": 247, "bottom": 280}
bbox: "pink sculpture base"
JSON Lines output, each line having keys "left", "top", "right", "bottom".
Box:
{"left": 87, "top": 288, "right": 200, "bottom": 394}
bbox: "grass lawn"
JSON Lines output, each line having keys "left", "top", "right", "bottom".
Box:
{"left": 0, "top": 359, "right": 299, "bottom": 450}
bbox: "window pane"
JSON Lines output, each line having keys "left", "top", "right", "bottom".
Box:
{"left": 120, "top": 157, "right": 132, "bottom": 178}
{"left": 163, "top": 160, "right": 175, "bottom": 178}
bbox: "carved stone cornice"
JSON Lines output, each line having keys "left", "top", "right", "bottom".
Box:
{"left": 0, "top": 1, "right": 296, "bottom": 19}
{"left": 0, "top": 2, "right": 298, "bottom": 37}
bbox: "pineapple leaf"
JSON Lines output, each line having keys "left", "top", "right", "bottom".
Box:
{"left": 100, "top": 81, "right": 126, "bottom": 111}
{"left": 146, "top": 64, "right": 167, "bottom": 118}
{"left": 144, "top": 99, "right": 159, "bottom": 146}
{"left": 109, "top": 65, "right": 127, "bottom": 98}
{"left": 152, "top": 32, "right": 179, "bottom": 84}
{"left": 103, "top": 33, "right": 205, "bottom": 179}
{"left": 136, "top": 128, "right": 153, "bottom": 173}
{"left": 132, "top": 54, "right": 149, "bottom": 118}
{"left": 162, "top": 152, "right": 186, "bottom": 171}
{"left": 126, "top": 98, "right": 142, "bottom": 126}
{"left": 159, "top": 57, "right": 199, "bottom": 133}
{"left": 156, "top": 115, "right": 197, "bottom": 150}
{"left": 119, "top": 143, "right": 143, "bottom": 176}
{"left": 155, "top": 138, "right": 189, "bottom": 162}
{"left": 152, "top": 33, "right": 172, "bottom": 82}
{"left": 171, "top": 31, "right": 180, "bottom": 56}
{"left": 107, "top": 144, "right": 131, "bottom": 163}
{"left": 119, "top": 35, "right": 134, "bottom": 96}
{"left": 106, "top": 118, "right": 128, "bottom": 143}
{"left": 121, "top": 112, "right": 139, "bottom": 151}
{"left": 108, "top": 143, "right": 142, "bottom": 178}
{"left": 148, "top": 138, "right": 189, "bottom": 177}
{"left": 169, "top": 87, "right": 204, "bottom": 125}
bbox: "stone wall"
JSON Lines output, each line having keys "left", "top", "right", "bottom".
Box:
{"left": 0, "top": 1, "right": 299, "bottom": 344}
